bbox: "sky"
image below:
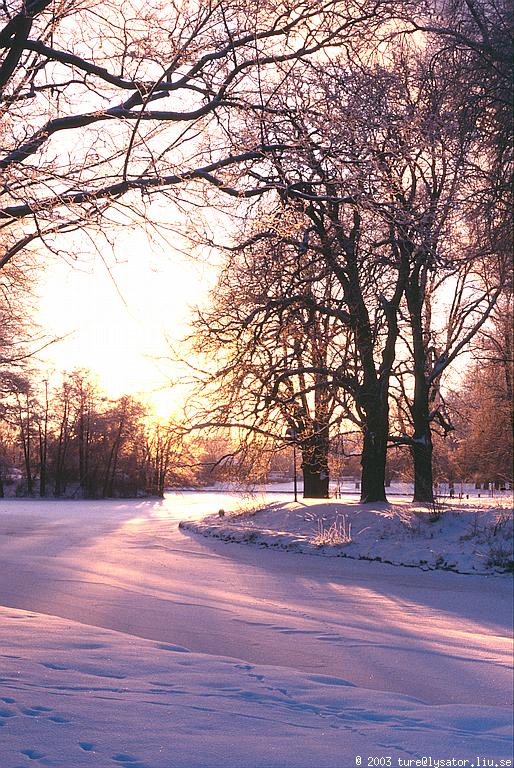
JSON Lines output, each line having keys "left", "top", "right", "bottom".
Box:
{"left": 36, "top": 222, "right": 218, "bottom": 419}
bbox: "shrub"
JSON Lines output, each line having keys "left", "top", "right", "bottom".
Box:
{"left": 486, "top": 544, "right": 514, "bottom": 572}
{"left": 312, "top": 515, "right": 352, "bottom": 546}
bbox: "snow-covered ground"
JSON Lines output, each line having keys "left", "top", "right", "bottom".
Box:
{"left": 181, "top": 494, "right": 514, "bottom": 574}
{"left": 0, "top": 493, "right": 512, "bottom": 767}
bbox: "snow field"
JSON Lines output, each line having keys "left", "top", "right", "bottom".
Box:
{"left": 0, "top": 608, "right": 512, "bottom": 768}
{"left": 0, "top": 494, "right": 512, "bottom": 767}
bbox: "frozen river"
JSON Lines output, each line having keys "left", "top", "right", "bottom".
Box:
{"left": 0, "top": 492, "right": 511, "bottom": 708}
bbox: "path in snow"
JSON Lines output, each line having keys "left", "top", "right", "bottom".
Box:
{"left": 0, "top": 494, "right": 511, "bottom": 710}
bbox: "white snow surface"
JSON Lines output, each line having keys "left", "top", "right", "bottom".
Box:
{"left": 181, "top": 494, "right": 514, "bottom": 574}
{"left": 0, "top": 492, "right": 512, "bottom": 767}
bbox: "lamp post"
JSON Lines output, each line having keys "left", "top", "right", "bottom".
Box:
{"left": 285, "top": 427, "right": 298, "bottom": 502}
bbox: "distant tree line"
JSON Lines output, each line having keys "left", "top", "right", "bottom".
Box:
{"left": 0, "top": 368, "right": 194, "bottom": 498}
{"left": 0, "top": 352, "right": 511, "bottom": 499}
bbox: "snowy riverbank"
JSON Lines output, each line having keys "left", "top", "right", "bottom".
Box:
{"left": 180, "top": 496, "right": 514, "bottom": 574}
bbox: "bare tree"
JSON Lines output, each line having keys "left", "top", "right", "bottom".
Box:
{"left": 447, "top": 293, "right": 513, "bottom": 488}
{"left": 52, "top": 374, "right": 77, "bottom": 496}
{"left": 226, "top": 61, "right": 420, "bottom": 502}
{"left": 188, "top": 216, "right": 355, "bottom": 497}
{"left": 194, "top": 28, "right": 511, "bottom": 502}
{"left": 409, "top": 0, "right": 512, "bottom": 265}
{"left": 35, "top": 378, "right": 49, "bottom": 496}
{"left": 1, "top": 0, "right": 404, "bottom": 269}
{"left": 13, "top": 381, "right": 34, "bottom": 493}
{"left": 455, "top": 290, "right": 514, "bottom": 486}
{"left": 382, "top": 22, "right": 512, "bottom": 501}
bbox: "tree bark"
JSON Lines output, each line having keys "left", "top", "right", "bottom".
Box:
{"left": 301, "top": 427, "right": 330, "bottom": 498}
{"left": 360, "top": 420, "right": 388, "bottom": 503}
{"left": 406, "top": 273, "right": 435, "bottom": 503}
{"left": 302, "top": 460, "right": 329, "bottom": 498}
{"left": 411, "top": 434, "right": 434, "bottom": 503}
{"left": 410, "top": 401, "right": 435, "bottom": 503}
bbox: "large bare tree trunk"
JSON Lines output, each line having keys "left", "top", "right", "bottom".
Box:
{"left": 411, "top": 434, "right": 434, "bottom": 503}
{"left": 301, "top": 437, "right": 329, "bottom": 499}
{"left": 406, "top": 275, "right": 435, "bottom": 503}
{"left": 360, "top": 417, "right": 388, "bottom": 503}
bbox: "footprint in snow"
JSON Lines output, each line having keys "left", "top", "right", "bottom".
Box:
{"left": 1, "top": 697, "right": 16, "bottom": 703}
{"left": 0, "top": 706, "right": 16, "bottom": 717}
{"left": 70, "top": 642, "right": 108, "bottom": 650}
{"left": 155, "top": 643, "right": 190, "bottom": 653}
{"left": 21, "top": 749, "right": 46, "bottom": 760}
{"left": 21, "top": 706, "right": 52, "bottom": 717}
{"left": 265, "top": 686, "right": 289, "bottom": 696}
{"left": 112, "top": 754, "right": 146, "bottom": 767}
{"left": 79, "top": 742, "right": 95, "bottom": 752}
{"left": 48, "top": 714, "right": 71, "bottom": 724}
{"left": 307, "top": 674, "right": 355, "bottom": 687}
{"left": 79, "top": 666, "right": 126, "bottom": 679}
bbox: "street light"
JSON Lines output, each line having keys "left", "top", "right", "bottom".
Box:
{"left": 285, "top": 427, "right": 298, "bottom": 502}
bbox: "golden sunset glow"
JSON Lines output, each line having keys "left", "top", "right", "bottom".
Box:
{"left": 36, "top": 225, "right": 216, "bottom": 418}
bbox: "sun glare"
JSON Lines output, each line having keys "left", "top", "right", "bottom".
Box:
{"left": 36, "top": 228, "right": 216, "bottom": 419}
